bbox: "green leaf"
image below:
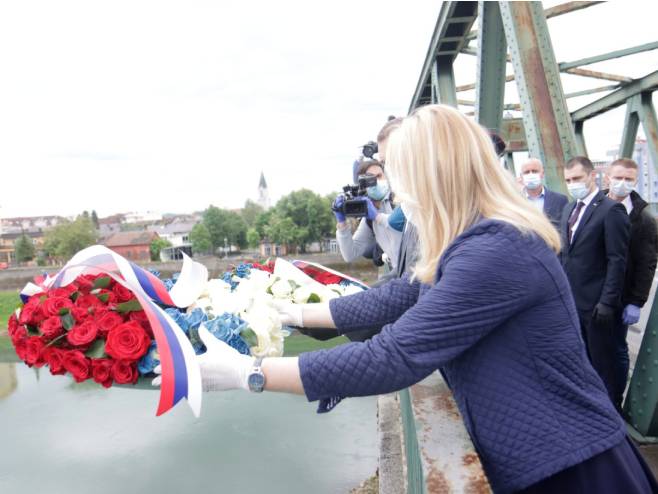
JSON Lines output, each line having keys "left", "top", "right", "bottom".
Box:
{"left": 26, "top": 325, "right": 40, "bottom": 336}
{"left": 58, "top": 307, "right": 70, "bottom": 316}
{"left": 45, "top": 333, "right": 67, "bottom": 348}
{"left": 96, "top": 293, "right": 110, "bottom": 304}
{"left": 289, "top": 280, "right": 300, "bottom": 291}
{"left": 116, "top": 299, "right": 142, "bottom": 313}
{"left": 84, "top": 339, "right": 106, "bottom": 359}
{"left": 93, "top": 276, "right": 111, "bottom": 289}
{"left": 240, "top": 327, "right": 259, "bottom": 347}
{"left": 70, "top": 291, "right": 80, "bottom": 302}
{"left": 307, "top": 293, "right": 321, "bottom": 303}
{"left": 61, "top": 313, "right": 75, "bottom": 331}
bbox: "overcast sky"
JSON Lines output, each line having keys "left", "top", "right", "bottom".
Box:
{"left": 1, "top": 1, "right": 656, "bottom": 219}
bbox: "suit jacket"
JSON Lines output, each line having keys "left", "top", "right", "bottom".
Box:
{"left": 560, "top": 190, "right": 630, "bottom": 316}
{"left": 543, "top": 187, "right": 569, "bottom": 228}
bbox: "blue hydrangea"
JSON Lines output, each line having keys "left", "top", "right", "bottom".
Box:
{"left": 148, "top": 269, "right": 161, "bottom": 278}
{"left": 138, "top": 341, "right": 160, "bottom": 375}
{"left": 203, "top": 312, "right": 251, "bottom": 356}
{"left": 185, "top": 308, "right": 208, "bottom": 330}
{"left": 165, "top": 308, "right": 190, "bottom": 333}
{"left": 163, "top": 278, "right": 175, "bottom": 291}
{"left": 234, "top": 263, "right": 252, "bottom": 279}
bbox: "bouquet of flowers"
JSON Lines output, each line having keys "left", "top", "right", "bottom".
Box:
{"left": 8, "top": 246, "right": 366, "bottom": 416}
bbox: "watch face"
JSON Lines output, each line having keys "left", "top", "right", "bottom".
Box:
{"left": 248, "top": 372, "right": 265, "bottom": 392}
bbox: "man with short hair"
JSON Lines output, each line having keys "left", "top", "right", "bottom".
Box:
{"left": 605, "top": 158, "right": 658, "bottom": 410}
{"left": 518, "top": 158, "right": 568, "bottom": 227}
{"left": 560, "top": 156, "right": 630, "bottom": 404}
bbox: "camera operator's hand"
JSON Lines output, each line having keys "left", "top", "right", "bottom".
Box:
{"left": 357, "top": 197, "right": 379, "bottom": 222}
{"left": 332, "top": 195, "right": 347, "bottom": 223}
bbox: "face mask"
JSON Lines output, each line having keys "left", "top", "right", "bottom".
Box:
{"left": 610, "top": 179, "right": 635, "bottom": 198}
{"left": 567, "top": 181, "right": 589, "bottom": 201}
{"left": 367, "top": 180, "right": 390, "bottom": 201}
{"left": 522, "top": 173, "right": 542, "bottom": 190}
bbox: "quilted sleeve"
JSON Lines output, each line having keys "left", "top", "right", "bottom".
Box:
{"left": 300, "top": 228, "right": 544, "bottom": 402}
{"left": 328, "top": 274, "right": 421, "bottom": 333}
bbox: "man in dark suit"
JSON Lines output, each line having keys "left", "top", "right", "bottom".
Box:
{"left": 518, "top": 158, "right": 569, "bottom": 227}
{"left": 560, "top": 156, "right": 630, "bottom": 403}
{"left": 605, "top": 158, "right": 658, "bottom": 410}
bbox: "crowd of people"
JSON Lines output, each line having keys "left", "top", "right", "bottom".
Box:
{"left": 159, "top": 105, "right": 658, "bottom": 492}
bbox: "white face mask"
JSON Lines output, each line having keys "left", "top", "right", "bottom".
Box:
{"left": 610, "top": 179, "right": 635, "bottom": 198}
{"left": 567, "top": 181, "right": 589, "bottom": 201}
{"left": 522, "top": 173, "right": 542, "bottom": 190}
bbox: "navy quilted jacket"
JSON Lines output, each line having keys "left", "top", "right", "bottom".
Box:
{"left": 299, "top": 219, "right": 625, "bottom": 493}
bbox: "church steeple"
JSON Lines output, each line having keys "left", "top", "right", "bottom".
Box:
{"left": 258, "top": 171, "right": 270, "bottom": 209}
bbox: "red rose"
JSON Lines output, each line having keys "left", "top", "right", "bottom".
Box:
{"left": 41, "top": 315, "right": 64, "bottom": 339}
{"left": 7, "top": 314, "right": 27, "bottom": 342}
{"left": 76, "top": 294, "right": 103, "bottom": 310}
{"left": 129, "top": 310, "right": 153, "bottom": 337}
{"left": 25, "top": 337, "right": 46, "bottom": 367}
{"left": 96, "top": 311, "right": 124, "bottom": 336}
{"left": 13, "top": 337, "right": 28, "bottom": 361}
{"left": 62, "top": 350, "right": 91, "bottom": 382}
{"left": 112, "top": 360, "right": 138, "bottom": 384}
{"left": 105, "top": 321, "right": 151, "bottom": 361}
{"left": 91, "top": 359, "right": 114, "bottom": 388}
{"left": 42, "top": 297, "right": 74, "bottom": 317}
{"left": 73, "top": 276, "right": 94, "bottom": 293}
{"left": 18, "top": 302, "right": 44, "bottom": 326}
{"left": 66, "top": 320, "right": 98, "bottom": 346}
{"left": 48, "top": 286, "right": 77, "bottom": 299}
{"left": 43, "top": 347, "right": 67, "bottom": 375}
{"left": 71, "top": 307, "right": 90, "bottom": 323}
{"left": 112, "top": 284, "right": 135, "bottom": 303}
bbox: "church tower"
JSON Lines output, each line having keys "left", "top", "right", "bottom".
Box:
{"left": 257, "top": 172, "right": 271, "bottom": 209}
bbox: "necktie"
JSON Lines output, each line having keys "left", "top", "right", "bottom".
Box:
{"left": 568, "top": 201, "right": 585, "bottom": 243}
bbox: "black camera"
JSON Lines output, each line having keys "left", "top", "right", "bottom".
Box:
{"left": 334, "top": 174, "right": 378, "bottom": 217}
{"left": 362, "top": 141, "right": 378, "bottom": 159}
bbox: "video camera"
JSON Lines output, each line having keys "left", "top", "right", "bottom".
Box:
{"left": 362, "top": 141, "right": 378, "bottom": 159}
{"left": 334, "top": 174, "right": 378, "bottom": 218}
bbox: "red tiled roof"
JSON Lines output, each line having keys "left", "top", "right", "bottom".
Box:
{"left": 103, "top": 231, "right": 158, "bottom": 247}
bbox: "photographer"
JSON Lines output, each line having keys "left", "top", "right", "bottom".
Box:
{"left": 333, "top": 159, "right": 402, "bottom": 270}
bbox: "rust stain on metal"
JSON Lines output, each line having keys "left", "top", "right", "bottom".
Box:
{"left": 426, "top": 465, "right": 451, "bottom": 493}
{"left": 465, "top": 473, "right": 492, "bottom": 494}
{"left": 462, "top": 453, "right": 478, "bottom": 466}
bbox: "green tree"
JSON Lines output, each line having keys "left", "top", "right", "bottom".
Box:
{"left": 254, "top": 210, "right": 274, "bottom": 239}
{"left": 190, "top": 223, "right": 212, "bottom": 255}
{"left": 150, "top": 237, "right": 172, "bottom": 261}
{"left": 14, "top": 233, "right": 35, "bottom": 263}
{"left": 264, "top": 214, "right": 304, "bottom": 250}
{"left": 273, "top": 189, "right": 334, "bottom": 252}
{"left": 202, "top": 206, "right": 249, "bottom": 252}
{"left": 44, "top": 216, "right": 98, "bottom": 260}
{"left": 91, "top": 210, "right": 99, "bottom": 229}
{"left": 241, "top": 199, "right": 265, "bottom": 227}
{"left": 246, "top": 228, "right": 261, "bottom": 249}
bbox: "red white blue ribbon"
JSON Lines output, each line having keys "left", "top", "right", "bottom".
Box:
{"left": 21, "top": 245, "right": 207, "bottom": 417}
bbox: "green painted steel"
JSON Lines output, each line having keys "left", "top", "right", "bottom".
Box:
{"left": 624, "top": 297, "right": 658, "bottom": 438}
{"left": 559, "top": 41, "right": 658, "bottom": 71}
{"left": 399, "top": 388, "right": 425, "bottom": 494}
{"left": 433, "top": 58, "right": 458, "bottom": 106}
{"left": 574, "top": 120, "right": 588, "bottom": 156}
{"left": 571, "top": 70, "right": 658, "bottom": 122}
{"left": 565, "top": 84, "right": 620, "bottom": 99}
{"left": 499, "top": 1, "right": 576, "bottom": 194}
{"left": 620, "top": 96, "right": 642, "bottom": 158}
{"left": 475, "top": 1, "right": 507, "bottom": 131}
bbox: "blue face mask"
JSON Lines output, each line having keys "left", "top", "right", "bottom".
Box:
{"left": 367, "top": 180, "right": 390, "bottom": 201}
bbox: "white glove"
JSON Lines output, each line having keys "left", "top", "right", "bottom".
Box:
{"left": 152, "top": 324, "right": 254, "bottom": 392}
{"left": 270, "top": 299, "right": 304, "bottom": 327}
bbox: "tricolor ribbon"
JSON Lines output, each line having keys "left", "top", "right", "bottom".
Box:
{"left": 20, "top": 245, "right": 208, "bottom": 417}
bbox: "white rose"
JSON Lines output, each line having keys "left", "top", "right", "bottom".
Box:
{"left": 270, "top": 279, "right": 293, "bottom": 299}
{"left": 292, "top": 285, "right": 314, "bottom": 304}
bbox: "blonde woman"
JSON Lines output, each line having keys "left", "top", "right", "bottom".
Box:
{"left": 165, "top": 105, "right": 656, "bottom": 493}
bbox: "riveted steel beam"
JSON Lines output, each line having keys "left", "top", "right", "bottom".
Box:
{"left": 620, "top": 97, "right": 642, "bottom": 158}
{"left": 574, "top": 120, "right": 588, "bottom": 156}
{"left": 564, "top": 84, "right": 620, "bottom": 99}
{"left": 500, "top": 1, "right": 576, "bottom": 194}
{"left": 465, "top": 1, "right": 604, "bottom": 42}
{"left": 475, "top": 1, "right": 507, "bottom": 131}
{"left": 571, "top": 70, "right": 658, "bottom": 122}
{"left": 560, "top": 41, "right": 658, "bottom": 71}
{"left": 409, "top": 1, "right": 478, "bottom": 111}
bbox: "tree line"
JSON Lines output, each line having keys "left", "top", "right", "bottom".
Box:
{"left": 13, "top": 190, "right": 336, "bottom": 264}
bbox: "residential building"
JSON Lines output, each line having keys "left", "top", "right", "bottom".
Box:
{"left": 103, "top": 231, "right": 159, "bottom": 262}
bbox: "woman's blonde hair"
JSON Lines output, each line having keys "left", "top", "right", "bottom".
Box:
{"left": 386, "top": 104, "right": 561, "bottom": 284}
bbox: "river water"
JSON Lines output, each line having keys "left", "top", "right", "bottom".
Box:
{"left": 0, "top": 361, "right": 378, "bottom": 494}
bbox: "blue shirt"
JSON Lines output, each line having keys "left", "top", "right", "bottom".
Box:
{"left": 300, "top": 219, "right": 624, "bottom": 493}
{"left": 526, "top": 187, "right": 545, "bottom": 212}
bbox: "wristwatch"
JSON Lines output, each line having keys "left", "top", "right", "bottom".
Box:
{"left": 247, "top": 357, "right": 266, "bottom": 393}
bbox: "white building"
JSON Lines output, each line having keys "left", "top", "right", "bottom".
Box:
{"left": 257, "top": 172, "right": 271, "bottom": 210}
{"left": 123, "top": 211, "right": 163, "bottom": 224}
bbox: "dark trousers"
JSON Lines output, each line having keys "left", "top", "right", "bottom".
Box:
{"left": 580, "top": 311, "right": 620, "bottom": 408}
{"left": 612, "top": 320, "right": 631, "bottom": 410}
